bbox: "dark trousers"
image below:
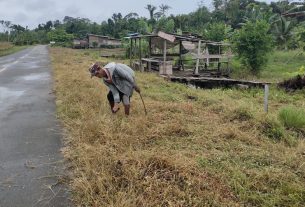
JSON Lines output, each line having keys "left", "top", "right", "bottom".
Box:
{"left": 107, "top": 91, "right": 130, "bottom": 105}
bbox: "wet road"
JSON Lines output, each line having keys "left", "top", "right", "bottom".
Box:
{"left": 0, "top": 45, "right": 71, "bottom": 207}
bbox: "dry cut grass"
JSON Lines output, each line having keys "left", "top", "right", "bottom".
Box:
{"left": 51, "top": 47, "right": 305, "bottom": 207}
{"left": 0, "top": 42, "right": 13, "bottom": 50}
{"left": 0, "top": 42, "right": 28, "bottom": 57}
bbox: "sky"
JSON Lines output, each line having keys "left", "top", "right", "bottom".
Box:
{"left": 0, "top": 0, "right": 274, "bottom": 30}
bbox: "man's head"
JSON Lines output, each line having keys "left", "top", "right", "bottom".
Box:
{"left": 89, "top": 62, "right": 105, "bottom": 78}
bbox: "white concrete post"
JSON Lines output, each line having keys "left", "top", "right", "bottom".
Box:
{"left": 195, "top": 40, "right": 201, "bottom": 75}
{"left": 163, "top": 40, "right": 167, "bottom": 74}
{"left": 264, "top": 84, "right": 269, "bottom": 113}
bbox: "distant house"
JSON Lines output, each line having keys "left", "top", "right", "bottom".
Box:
{"left": 72, "top": 39, "right": 89, "bottom": 49}
{"left": 87, "top": 34, "right": 121, "bottom": 48}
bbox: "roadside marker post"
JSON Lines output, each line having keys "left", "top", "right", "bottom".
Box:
{"left": 264, "top": 84, "right": 269, "bottom": 113}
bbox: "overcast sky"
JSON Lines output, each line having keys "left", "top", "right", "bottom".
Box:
{"left": 0, "top": 0, "right": 273, "bottom": 30}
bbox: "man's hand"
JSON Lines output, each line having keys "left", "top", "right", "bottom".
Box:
{"left": 134, "top": 85, "right": 141, "bottom": 93}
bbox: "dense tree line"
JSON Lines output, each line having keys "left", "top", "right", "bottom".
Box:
{"left": 0, "top": 0, "right": 304, "bottom": 73}
{"left": 0, "top": 0, "right": 304, "bottom": 47}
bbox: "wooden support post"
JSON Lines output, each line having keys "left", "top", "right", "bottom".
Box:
{"left": 195, "top": 40, "right": 201, "bottom": 75}
{"left": 134, "top": 38, "right": 139, "bottom": 70}
{"left": 264, "top": 84, "right": 269, "bottom": 113}
{"left": 179, "top": 40, "right": 183, "bottom": 70}
{"left": 130, "top": 38, "right": 133, "bottom": 67}
{"left": 139, "top": 38, "right": 143, "bottom": 72}
{"left": 163, "top": 40, "right": 167, "bottom": 74}
{"left": 218, "top": 45, "right": 220, "bottom": 72}
{"left": 148, "top": 37, "right": 152, "bottom": 71}
{"left": 135, "top": 38, "right": 137, "bottom": 59}
{"left": 148, "top": 37, "right": 151, "bottom": 58}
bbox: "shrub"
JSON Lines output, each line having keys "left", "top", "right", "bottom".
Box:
{"left": 278, "top": 106, "right": 305, "bottom": 129}
{"left": 233, "top": 20, "right": 273, "bottom": 75}
{"left": 204, "top": 22, "right": 232, "bottom": 43}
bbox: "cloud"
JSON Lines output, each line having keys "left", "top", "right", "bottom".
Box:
{"left": 14, "top": 12, "right": 29, "bottom": 23}
{"left": 0, "top": 0, "right": 209, "bottom": 29}
{"left": 24, "top": 0, "right": 56, "bottom": 11}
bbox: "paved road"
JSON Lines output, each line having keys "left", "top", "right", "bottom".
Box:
{"left": 0, "top": 45, "right": 71, "bottom": 207}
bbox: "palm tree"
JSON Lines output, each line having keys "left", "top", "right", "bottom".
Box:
{"left": 159, "top": 4, "right": 171, "bottom": 17}
{"left": 145, "top": 4, "right": 157, "bottom": 20}
{"left": 272, "top": 15, "right": 294, "bottom": 50}
{"left": 153, "top": 12, "right": 163, "bottom": 21}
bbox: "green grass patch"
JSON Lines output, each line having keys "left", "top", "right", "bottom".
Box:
{"left": 262, "top": 50, "right": 304, "bottom": 81}
{"left": 0, "top": 45, "right": 28, "bottom": 57}
{"left": 232, "top": 50, "right": 305, "bottom": 82}
{"left": 278, "top": 106, "right": 305, "bottom": 129}
{"left": 260, "top": 116, "right": 285, "bottom": 141}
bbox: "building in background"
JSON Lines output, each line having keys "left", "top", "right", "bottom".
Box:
{"left": 72, "top": 39, "right": 89, "bottom": 49}
{"left": 87, "top": 34, "right": 121, "bottom": 48}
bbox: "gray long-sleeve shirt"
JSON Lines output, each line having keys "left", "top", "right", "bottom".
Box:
{"left": 102, "top": 63, "right": 137, "bottom": 103}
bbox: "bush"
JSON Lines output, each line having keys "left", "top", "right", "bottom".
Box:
{"left": 278, "top": 106, "right": 305, "bottom": 129}
{"left": 204, "top": 22, "right": 232, "bottom": 42}
{"left": 233, "top": 20, "right": 273, "bottom": 75}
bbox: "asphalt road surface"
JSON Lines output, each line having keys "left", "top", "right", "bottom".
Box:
{"left": 0, "top": 45, "right": 71, "bottom": 207}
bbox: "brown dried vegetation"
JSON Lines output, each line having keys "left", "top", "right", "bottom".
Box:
{"left": 51, "top": 48, "right": 305, "bottom": 207}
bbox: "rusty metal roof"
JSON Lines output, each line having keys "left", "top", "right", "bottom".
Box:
{"left": 124, "top": 31, "right": 231, "bottom": 45}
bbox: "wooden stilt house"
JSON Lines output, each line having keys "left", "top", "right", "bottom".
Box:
{"left": 125, "top": 31, "right": 233, "bottom": 77}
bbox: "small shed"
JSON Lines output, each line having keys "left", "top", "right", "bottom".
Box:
{"left": 87, "top": 34, "right": 121, "bottom": 48}
{"left": 125, "top": 31, "right": 233, "bottom": 77}
{"left": 72, "top": 39, "right": 89, "bottom": 49}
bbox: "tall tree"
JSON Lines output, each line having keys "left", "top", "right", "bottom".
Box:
{"left": 145, "top": 4, "right": 157, "bottom": 20}
{"left": 213, "top": 0, "right": 224, "bottom": 10}
{"left": 0, "top": 20, "right": 12, "bottom": 41}
{"left": 159, "top": 4, "right": 171, "bottom": 17}
{"left": 44, "top": 21, "right": 53, "bottom": 31}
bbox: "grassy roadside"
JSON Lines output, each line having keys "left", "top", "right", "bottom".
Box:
{"left": 51, "top": 47, "right": 305, "bottom": 206}
{"left": 0, "top": 42, "right": 28, "bottom": 57}
{"left": 231, "top": 50, "right": 305, "bottom": 82}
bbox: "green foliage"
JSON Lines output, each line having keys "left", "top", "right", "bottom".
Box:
{"left": 155, "top": 17, "right": 175, "bottom": 33}
{"left": 285, "top": 65, "right": 305, "bottom": 77}
{"left": 1, "top": 0, "right": 304, "bottom": 49}
{"left": 188, "top": 5, "right": 211, "bottom": 32}
{"left": 278, "top": 106, "right": 305, "bottom": 129}
{"left": 47, "top": 29, "right": 74, "bottom": 45}
{"left": 123, "top": 38, "right": 149, "bottom": 58}
{"left": 11, "top": 30, "right": 39, "bottom": 45}
{"left": 260, "top": 50, "right": 305, "bottom": 81}
{"left": 271, "top": 16, "right": 295, "bottom": 50}
{"left": 204, "top": 22, "right": 232, "bottom": 42}
{"left": 292, "top": 25, "right": 305, "bottom": 51}
{"left": 137, "top": 19, "right": 149, "bottom": 34}
{"left": 233, "top": 20, "right": 273, "bottom": 75}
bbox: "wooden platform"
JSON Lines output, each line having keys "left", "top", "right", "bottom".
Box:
{"left": 161, "top": 75, "right": 271, "bottom": 89}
